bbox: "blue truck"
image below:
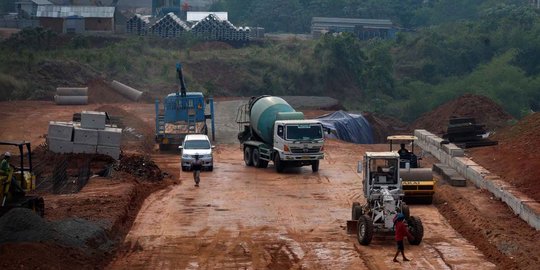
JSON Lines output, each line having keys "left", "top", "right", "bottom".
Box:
{"left": 155, "top": 63, "right": 215, "bottom": 150}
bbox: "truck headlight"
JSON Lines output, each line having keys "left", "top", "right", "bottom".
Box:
{"left": 182, "top": 154, "right": 190, "bottom": 159}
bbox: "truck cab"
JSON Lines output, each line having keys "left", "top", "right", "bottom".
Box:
{"left": 273, "top": 119, "right": 324, "bottom": 169}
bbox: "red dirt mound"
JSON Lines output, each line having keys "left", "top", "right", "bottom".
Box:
{"left": 88, "top": 79, "right": 133, "bottom": 104}
{"left": 468, "top": 112, "right": 540, "bottom": 201}
{"left": 363, "top": 112, "right": 409, "bottom": 143}
{"left": 412, "top": 94, "right": 514, "bottom": 135}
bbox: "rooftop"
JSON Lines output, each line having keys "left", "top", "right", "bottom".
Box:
{"left": 36, "top": 5, "right": 116, "bottom": 18}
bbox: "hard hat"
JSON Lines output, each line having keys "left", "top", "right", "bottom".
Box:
{"left": 4, "top": 152, "right": 11, "bottom": 158}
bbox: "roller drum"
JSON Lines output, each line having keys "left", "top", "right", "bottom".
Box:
{"left": 400, "top": 168, "right": 433, "bottom": 181}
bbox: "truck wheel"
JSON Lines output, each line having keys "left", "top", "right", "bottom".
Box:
{"left": 252, "top": 148, "right": 268, "bottom": 168}
{"left": 312, "top": 160, "right": 319, "bottom": 172}
{"left": 352, "top": 202, "right": 363, "bottom": 220}
{"left": 274, "top": 154, "right": 284, "bottom": 173}
{"left": 357, "top": 215, "right": 374, "bottom": 245}
{"left": 401, "top": 203, "right": 410, "bottom": 219}
{"left": 181, "top": 166, "right": 187, "bottom": 172}
{"left": 407, "top": 216, "right": 424, "bottom": 245}
{"left": 244, "top": 147, "right": 254, "bottom": 166}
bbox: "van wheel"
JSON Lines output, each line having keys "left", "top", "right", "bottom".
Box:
{"left": 312, "top": 160, "right": 319, "bottom": 172}
{"left": 244, "top": 146, "right": 253, "bottom": 166}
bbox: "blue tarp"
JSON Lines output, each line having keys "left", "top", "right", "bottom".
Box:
{"left": 317, "top": 110, "right": 374, "bottom": 144}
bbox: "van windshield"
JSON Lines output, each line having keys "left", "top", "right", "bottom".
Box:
{"left": 286, "top": 124, "right": 323, "bottom": 140}
{"left": 184, "top": 140, "right": 210, "bottom": 149}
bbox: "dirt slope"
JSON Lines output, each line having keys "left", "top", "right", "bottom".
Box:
{"left": 412, "top": 94, "right": 514, "bottom": 135}
{"left": 468, "top": 112, "right": 540, "bottom": 202}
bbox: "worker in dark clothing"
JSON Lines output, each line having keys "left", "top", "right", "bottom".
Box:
{"left": 398, "top": 144, "right": 409, "bottom": 156}
{"left": 192, "top": 154, "right": 202, "bottom": 187}
{"left": 393, "top": 213, "right": 414, "bottom": 262}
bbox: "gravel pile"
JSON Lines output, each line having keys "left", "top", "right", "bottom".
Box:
{"left": 0, "top": 208, "right": 113, "bottom": 254}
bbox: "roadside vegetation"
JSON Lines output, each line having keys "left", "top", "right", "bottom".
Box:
{"left": 0, "top": 1, "right": 539, "bottom": 123}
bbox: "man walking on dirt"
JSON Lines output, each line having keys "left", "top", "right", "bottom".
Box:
{"left": 192, "top": 154, "right": 202, "bottom": 187}
{"left": 393, "top": 213, "right": 414, "bottom": 263}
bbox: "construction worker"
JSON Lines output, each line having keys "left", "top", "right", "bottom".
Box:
{"left": 393, "top": 213, "right": 414, "bottom": 263}
{"left": 192, "top": 154, "right": 202, "bottom": 187}
{"left": 398, "top": 143, "right": 409, "bottom": 156}
{"left": 0, "top": 152, "right": 11, "bottom": 177}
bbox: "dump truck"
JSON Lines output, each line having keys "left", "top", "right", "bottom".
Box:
{"left": 347, "top": 151, "right": 424, "bottom": 246}
{"left": 155, "top": 63, "right": 215, "bottom": 150}
{"left": 388, "top": 135, "right": 435, "bottom": 204}
{"left": 236, "top": 96, "right": 324, "bottom": 172}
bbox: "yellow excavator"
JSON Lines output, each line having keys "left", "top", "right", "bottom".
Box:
{"left": 388, "top": 135, "right": 435, "bottom": 204}
{"left": 0, "top": 141, "right": 44, "bottom": 217}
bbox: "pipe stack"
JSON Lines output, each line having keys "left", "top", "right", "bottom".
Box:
{"left": 126, "top": 13, "right": 251, "bottom": 42}
{"left": 191, "top": 14, "right": 251, "bottom": 41}
{"left": 54, "top": 87, "right": 88, "bottom": 105}
{"left": 126, "top": 14, "right": 150, "bottom": 36}
{"left": 149, "top": 12, "right": 190, "bottom": 39}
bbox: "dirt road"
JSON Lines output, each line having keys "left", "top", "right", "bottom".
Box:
{"left": 108, "top": 141, "right": 494, "bottom": 269}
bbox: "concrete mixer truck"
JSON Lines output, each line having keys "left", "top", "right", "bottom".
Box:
{"left": 236, "top": 96, "right": 325, "bottom": 173}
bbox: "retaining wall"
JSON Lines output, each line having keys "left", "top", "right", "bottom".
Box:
{"left": 414, "top": 129, "right": 540, "bottom": 230}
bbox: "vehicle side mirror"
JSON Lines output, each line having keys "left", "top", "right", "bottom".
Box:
{"left": 178, "top": 146, "right": 183, "bottom": 149}
{"left": 357, "top": 161, "right": 363, "bottom": 173}
{"left": 211, "top": 145, "right": 215, "bottom": 149}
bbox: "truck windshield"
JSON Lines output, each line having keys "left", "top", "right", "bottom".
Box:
{"left": 184, "top": 140, "right": 210, "bottom": 149}
{"left": 286, "top": 124, "right": 323, "bottom": 140}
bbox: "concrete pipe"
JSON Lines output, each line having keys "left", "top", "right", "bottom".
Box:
{"left": 110, "top": 80, "right": 143, "bottom": 101}
{"left": 56, "top": 87, "right": 88, "bottom": 96}
{"left": 54, "top": 95, "right": 88, "bottom": 105}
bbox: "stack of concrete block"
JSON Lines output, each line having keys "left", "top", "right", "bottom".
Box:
{"left": 47, "top": 121, "right": 74, "bottom": 153}
{"left": 415, "top": 129, "right": 540, "bottom": 230}
{"left": 48, "top": 111, "right": 122, "bottom": 159}
{"left": 54, "top": 87, "right": 88, "bottom": 105}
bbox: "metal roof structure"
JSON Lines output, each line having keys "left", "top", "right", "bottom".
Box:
{"left": 36, "top": 5, "right": 116, "bottom": 18}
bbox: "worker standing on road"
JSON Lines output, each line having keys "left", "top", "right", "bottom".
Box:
{"left": 192, "top": 154, "right": 202, "bottom": 187}
{"left": 393, "top": 213, "right": 413, "bottom": 263}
